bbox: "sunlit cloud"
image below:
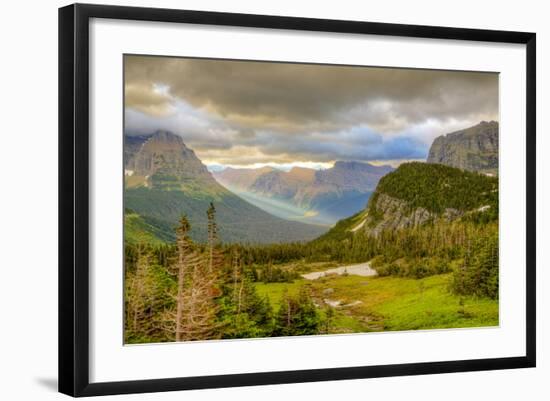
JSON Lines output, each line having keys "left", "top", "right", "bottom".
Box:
{"left": 206, "top": 161, "right": 334, "bottom": 172}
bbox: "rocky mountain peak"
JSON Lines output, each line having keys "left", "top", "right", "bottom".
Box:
{"left": 124, "top": 131, "right": 215, "bottom": 190}
{"left": 427, "top": 121, "right": 498, "bottom": 174}
{"left": 151, "top": 129, "right": 183, "bottom": 141}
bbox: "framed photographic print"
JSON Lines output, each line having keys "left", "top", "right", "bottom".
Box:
{"left": 58, "top": 3, "right": 536, "bottom": 397}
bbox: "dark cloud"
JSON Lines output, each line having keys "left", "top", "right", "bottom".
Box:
{"left": 124, "top": 55, "right": 498, "bottom": 166}
{"left": 125, "top": 55, "right": 498, "bottom": 133}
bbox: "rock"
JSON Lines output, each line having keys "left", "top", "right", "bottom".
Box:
{"left": 125, "top": 130, "right": 212, "bottom": 187}
{"left": 427, "top": 121, "right": 498, "bottom": 174}
{"left": 323, "top": 299, "right": 342, "bottom": 307}
{"left": 365, "top": 193, "right": 464, "bottom": 236}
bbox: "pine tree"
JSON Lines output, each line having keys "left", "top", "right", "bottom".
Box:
{"left": 206, "top": 202, "right": 223, "bottom": 273}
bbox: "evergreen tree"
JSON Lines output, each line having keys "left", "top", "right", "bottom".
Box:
{"left": 216, "top": 249, "right": 274, "bottom": 339}
{"left": 273, "top": 286, "right": 321, "bottom": 336}
{"left": 450, "top": 231, "right": 498, "bottom": 299}
{"left": 206, "top": 202, "right": 223, "bottom": 273}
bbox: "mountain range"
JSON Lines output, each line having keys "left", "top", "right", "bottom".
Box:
{"left": 213, "top": 161, "right": 393, "bottom": 224}
{"left": 124, "top": 131, "right": 327, "bottom": 244}
{"left": 124, "top": 120, "right": 498, "bottom": 244}
{"left": 427, "top": 120, "right": 498, "bottom": 175}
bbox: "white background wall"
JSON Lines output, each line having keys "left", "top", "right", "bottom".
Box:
{"left": 0, "top": 0, "right": 547, "bottom": 399}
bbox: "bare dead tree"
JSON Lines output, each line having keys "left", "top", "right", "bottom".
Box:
{"left": 163, "top": 215, "right": 221, "bottom": 342}
{"left": 125, "top": 246, "right": 159, "bottom": 341}
{"left": 231, "top": 250, "right": 245, "bottom": 314}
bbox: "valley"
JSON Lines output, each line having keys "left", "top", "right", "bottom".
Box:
{"left": 124, "top": 122, "right": 499, "bottom": 343}
{"left": 122, "top": 55, "right": 500, "bottom": 345}
{"left": 214, "top": 161, "right": 392, "bottom": 225}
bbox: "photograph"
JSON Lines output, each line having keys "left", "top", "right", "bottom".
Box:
{"left": 123, "top": 55, "right": 499, "bottom": 344}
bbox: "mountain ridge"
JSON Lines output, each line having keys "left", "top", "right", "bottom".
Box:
{"left": 318, "top": 162, "right": 498, "bottom": 241}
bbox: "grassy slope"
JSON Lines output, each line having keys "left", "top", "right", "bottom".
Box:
{"left": 255, "top": 273, "right": 498, "bottom": 333}
{"left": 124, "top": 211, "right": 174, "bottom": 244}
{"left": 314, "top": 208, "right": 369, "bottom": 242}
{"left": 125, "top": 187, "right": 327, "bottom": 244}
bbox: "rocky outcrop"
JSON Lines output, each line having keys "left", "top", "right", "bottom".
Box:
{"left": 363, "top": 193, "right": 464, "bottom": 236}
{"left": 321, "top": 162, "right": 498, "bottom": 240}
{"left": 427, "top": 121, "right": 498, "bottom": 174}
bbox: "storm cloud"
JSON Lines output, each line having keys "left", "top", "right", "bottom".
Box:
{"left": 124, "top": 55, "right": 498, "bottom": 167}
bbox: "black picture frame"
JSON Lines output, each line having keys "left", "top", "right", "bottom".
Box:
{"left": 58, "top": 3, "right": 536, "bottom": 397}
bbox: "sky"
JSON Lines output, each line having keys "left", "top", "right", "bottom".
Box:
{"left": 124, "top": 55, "right": 498, "bottom": 170}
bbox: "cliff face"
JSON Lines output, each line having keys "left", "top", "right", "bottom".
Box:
{"left": 124, "top": 131, "right": 225, "bottom": 193}
{"left": 362, "top": 193, "right": 463, "bottom": 236}
{"left": 427, "top": 121, "right": 498, "bottom": 174}
{"left": 126, "top": 130, "right": 212, "bottom": 181}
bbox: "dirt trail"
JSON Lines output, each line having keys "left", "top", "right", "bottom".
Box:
{"left": 301, "top": 262, "right": 377, "bottom": 280}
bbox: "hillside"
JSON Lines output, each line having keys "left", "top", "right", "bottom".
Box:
{"left": 124, "top": 208, "right": 175, "bottom": 244}
{"left": 124, "top": 131, "right": 327, "bottom": 244}
{"left": 427, "top": 121, "right": 498, "bottom": 174}
{"left": 319, "top": 162, "right": 498, "bottom": 239}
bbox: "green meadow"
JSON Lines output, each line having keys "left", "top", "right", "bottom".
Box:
{"left": 254, "top": 271, "right": 498, "bottom": 334}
